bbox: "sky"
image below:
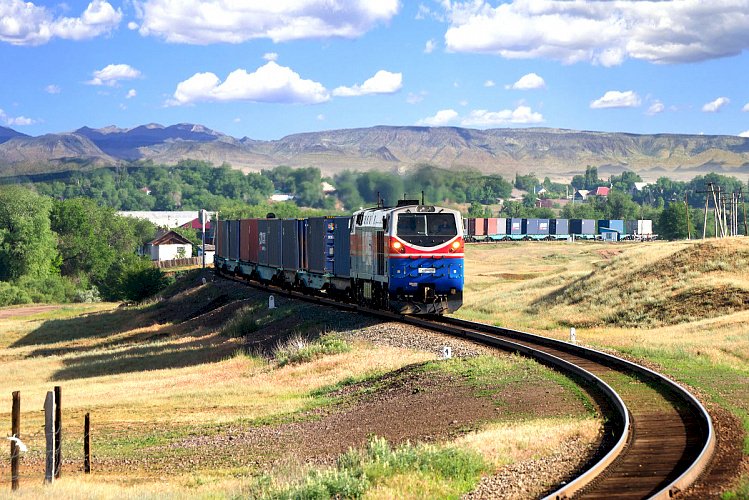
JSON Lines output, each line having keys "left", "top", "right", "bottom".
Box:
{"left": 1, "top": 0, "right": 749, "bottom": 140}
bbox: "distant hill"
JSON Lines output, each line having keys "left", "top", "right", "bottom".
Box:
{"left": 2, "top": 123, "right": 749, "bottom": 181}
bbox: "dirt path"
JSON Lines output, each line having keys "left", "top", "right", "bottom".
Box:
{"left": 0, "top": 304, "right": 62, "bottom": 320}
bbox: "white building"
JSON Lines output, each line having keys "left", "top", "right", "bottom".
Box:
{"left": 145, "top": 231, "right": 193, "bottom": 261}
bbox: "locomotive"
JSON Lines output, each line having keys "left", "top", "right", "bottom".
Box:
{"left": 215, "top": 200, "right": 464, "bottom": 315}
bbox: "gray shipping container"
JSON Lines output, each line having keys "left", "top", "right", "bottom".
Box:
{"left": 550, "top": 218, "right": 569, "bottom": 235}
{"left": 282, "top": 219, "right": 301, "bottom": 269}
{"left": 522, "top": 218, "right": 550, "bottom": 235}
{"left": 257, "top": 219, "right": 270, "bottom": 266}
{"left": 570, "top": 219, "right": 595, "bottom": 235}
{"left": 307, "top": 217, "right": 327, "bottom": 273}
{"left": 228, "top": 220, "right": 240, "bottom": 260}
{"left": 267, "top": 219, "right": 283, "bottom": 268}
{"left": 333, "top": 216, "right": 351, "bottom": 277}
{"left": 507, "top": 218, "right": 523, "bottom": 235}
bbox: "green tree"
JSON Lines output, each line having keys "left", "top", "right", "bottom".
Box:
{"left": 0, "top": 186, "right": 58, "bottom": 282}
{"left": 657, "top": 202, "right": 694, "bottom": 240}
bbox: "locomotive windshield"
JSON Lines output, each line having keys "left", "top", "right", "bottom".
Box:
{"left": 396, "top": 213, "right": 457, "bottom": 246}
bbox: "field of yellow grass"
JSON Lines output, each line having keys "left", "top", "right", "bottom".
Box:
{"left": 458, "top": 237, "right": 749, "bottom": 494}
{"left": 0, "top": 277, "right": 598, "bottom": 498}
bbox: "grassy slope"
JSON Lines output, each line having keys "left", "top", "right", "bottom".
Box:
{"left": 0, "top": 275, "right": 597, "bottom": 498}
{"left": 457, "top": 238, "right": 749, "bottom": 492}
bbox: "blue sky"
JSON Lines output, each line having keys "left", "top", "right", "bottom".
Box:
{"left": 1, "top": 0, "right": 749, "bottom": 140}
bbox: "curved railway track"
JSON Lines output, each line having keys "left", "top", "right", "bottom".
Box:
{"left": 218, "top": 273, "right": 716, "bottom": 499}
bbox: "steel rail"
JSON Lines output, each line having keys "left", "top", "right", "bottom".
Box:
{"left": 216, "top": 272, "right": 714, "bottom": 498}
{"left": 427, "top": 316, "right": 716, "bottom": 499}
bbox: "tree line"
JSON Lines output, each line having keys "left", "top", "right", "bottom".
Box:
{"left": 0, "top": 186, "right": 169, "bottom": 306}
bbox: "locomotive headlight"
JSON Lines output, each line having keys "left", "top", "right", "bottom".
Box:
{"left": 449, "top": 240, "right": 461, "bottom": 252}
{"left": 392, "top": 241, "right": 405, "bottom": 253}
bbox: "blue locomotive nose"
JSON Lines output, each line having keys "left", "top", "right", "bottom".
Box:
{"left": 389, "top": 257, "right": 463, "bottom": 293}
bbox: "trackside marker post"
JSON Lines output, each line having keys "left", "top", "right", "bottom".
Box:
{"left": 44, "top": 391, "right": 55, "bottom": 483}
{"left": 269, "top": 295, "right": 276, "bottom": 309}
{"left": 570, "top": 327, "right": 577, "bottom": 344}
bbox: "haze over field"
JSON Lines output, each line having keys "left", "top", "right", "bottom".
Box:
{"left": 1, "top": 0, "right": 749, "bottom": 146}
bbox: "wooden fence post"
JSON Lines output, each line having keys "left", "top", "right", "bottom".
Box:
{"left": 54, "top": 386, "right": 61, "bottom": 479}
{"left": 11, "top": 391, "right": 20, "bottom": 491}
{"left": 84, "top": 413, "right": 91, "bottom": 474}
{"left": 44, "top": 391, "right": 55, "bottom": 483}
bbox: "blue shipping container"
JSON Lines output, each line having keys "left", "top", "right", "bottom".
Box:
{"left": 522, "top": 218, "right": 550, "bottom": 235}
{"left": 550, "top": 219, "right": 569, "bottom": 235}
{"left": 598, "top": 219, "right": 625, "bottom": 234}
{"left": 507, "top": 218, "right": 523, "bottom": 235}
{"left": 332, "top": 216, "right": 351, "bottom": 278}
{"left": 570, "top": 219, "right": 595, "bottom": 235}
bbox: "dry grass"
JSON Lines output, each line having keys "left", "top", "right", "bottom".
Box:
{"left": 455, "top": 417, "right": 601, "bottom": 468}
{"left": 458, "top": 237, "right": 749, "bottom": 463}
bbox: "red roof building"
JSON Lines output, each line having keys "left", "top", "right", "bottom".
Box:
{"left": 180, "top": 217, "right": 212, "bottom": 230}
{"left": 594, "top": 186, "right": 610, "bottom": 197}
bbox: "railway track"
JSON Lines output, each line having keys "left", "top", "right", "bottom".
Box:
{"left": 219, "top": 273, "right": 716, "bottom": 499}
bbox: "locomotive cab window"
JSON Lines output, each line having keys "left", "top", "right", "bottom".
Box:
{"left": 396, "top": 213, "right": 457, "bottom": 246}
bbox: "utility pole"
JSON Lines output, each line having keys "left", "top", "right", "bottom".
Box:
{"left": 684, "top": 192, "right": 691, "bottom": 240}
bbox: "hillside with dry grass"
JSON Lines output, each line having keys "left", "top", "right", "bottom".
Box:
{"left": 533, "top": 239, "right": 749, "bottom": 328}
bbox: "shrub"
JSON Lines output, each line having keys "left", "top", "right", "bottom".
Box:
{"left": 273, "top": 333, "right": 351, "bottom": 366}
{"left": 0, "top": 281, "right": 32, "bottom": 306}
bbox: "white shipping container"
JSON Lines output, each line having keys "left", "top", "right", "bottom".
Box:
{"left": 626, "top": 219, "right": 653, "bottom": 235}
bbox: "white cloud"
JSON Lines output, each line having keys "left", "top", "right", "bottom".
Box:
{"left": 506, "top": 73, "right": 546, "bottom": 90}
{"left": 317, "top": 114, "right": 325, "bottom": 121}
{"left": 417, "top": 106, "right": 544, "bottom": 127}
{"left": 646, "top": 100, "right": 665, "bottom": 116}
{"left": 484, "top": 80, "right": 495, "bottom": 88}
{"left": 137, "top": 0, "right": 399, "bottom": 44}
{"left": 169, "top": 61, "right": 329, "bottom": 106}
{"left": 127, "top": 21, "right": 138, "bottom": 30}
{"left": 424, "top": 39, "right": 436, "bottom": 53}
{"left": 406, "top": 91, "right": 426, "bottom": 104}
{"left": 742, "top": 102, "right": 749, "bottom": 112}
{"left": 45, "top": 84, "right": 61, "bottom": 94}
{"left": 739, "top": 130, "right": 749, "bottom": 137}
{"left": 125, "top": 89, "right": 137, "bottom": 99}
{"left": 332, "top": 70, "right": 402, "bottom": 97}
{"left": 442, "top": 1, "right": 749, "bottom": 65}
{"left": 88, "top": 64, "right": 142, "bottom": 86}
{"left": 416, "top": 109, "right": 459, "bottom": 126}
{"left": 590, "top": 90, "right": 641, "bottom": 109}
{"left": 263, "top": 52, "right": 278, "bottom": 62}
{"left": 461, "top": 106, "right": 543, "bottom": 126}
{"left": 702, "top": 97, "right": 730, "bottom": 112}
{"left": 0, "top": 0, "right": 122, "bottom": 45}
{"left": 0, "top": 108, "right": 35, "bottom": 126}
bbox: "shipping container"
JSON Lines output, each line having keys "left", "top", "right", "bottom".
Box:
{"left": 257, "top": 219, "right": 270, "bottom": 266}
{"left": 550, "top": 218, "right": 569, "bottom": 235}
{"left": 522, "top": 218, "right": 550, "bottom": 235}
{"left": 228, "top": 220, "right": 241, "bottom": 260}
{"left": 247, "top": 218, "right": 259, "bottom": 264}
{"left": 307, "top": 217, "right": 327, "bottom": 273}
{"left": 215, "top": 220, "right": 224, "bottom": 258}
{"left": 486, "top": 218, "right": 499, "bottom": 236}
{"left": 267, "top": 219, "right": 283, "bottom": 267}
{"left": 507, "top": 218, "right": 523, "bottom": 235}
{"left": 494, "top": 217, "right": 507, "bottom": 235}
{"left": 239, "top": 219, "right": 251, "bottom": 262}
{"left": 570, "top": 219, "right": 596, "bottom": 235}
{"left": 625, "top": 219, "right": 653, "bottom": 235}
{"left": 598, "top": 219, "right": 625, "bottom": 234}
{"left": 282, "top": 219, "right": 301, "bottom": 269}
{"left": 474, "top": 218, "right": 486, "bottom": 236}
{"left": 332, "top": 216, "right": 351, "bottom": 278}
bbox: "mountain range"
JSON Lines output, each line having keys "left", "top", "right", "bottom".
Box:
{"left": 2, "top": 123, "right": 749, "bottom": 181}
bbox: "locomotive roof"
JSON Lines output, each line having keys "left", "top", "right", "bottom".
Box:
{"left": 353, "top": 204, "right": 458, "bottom": 217}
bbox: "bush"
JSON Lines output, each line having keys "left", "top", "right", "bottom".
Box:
{"left": 0, "top": 281, "right": 32, "bottom": 307}
{"left": 122, "top": 267, "right": 172, "bottom": 302}
{"left": 273, "top": 333, "right": 351, "bottom": 366}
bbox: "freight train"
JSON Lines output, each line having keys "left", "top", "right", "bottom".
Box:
{"left": 215, "top": 201, "right": 464, "bottom": 315}
{"left": 463, "top": 217, "right": 654, "bottom": 242}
